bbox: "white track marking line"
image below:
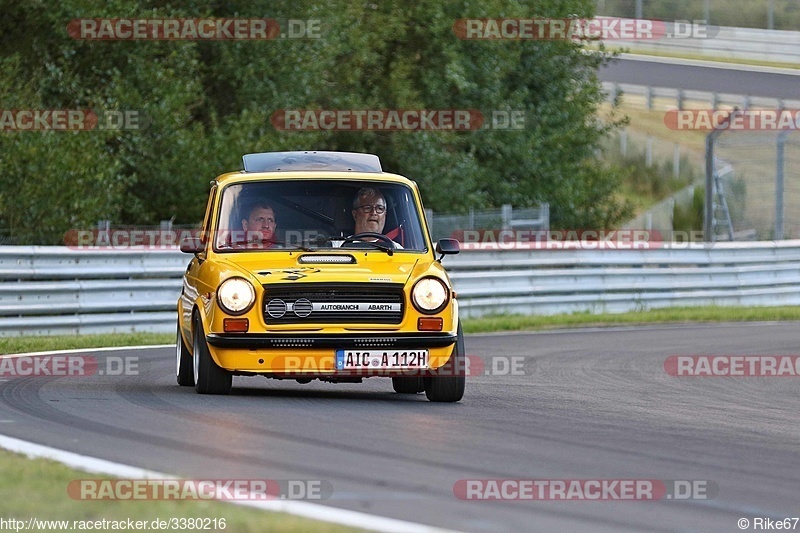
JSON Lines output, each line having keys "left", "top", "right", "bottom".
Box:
{"left": 0, "top": 346, "right": 463, "bottom": 533}
{"left": 0, "top": 344, "right": 172, "bottom": 358}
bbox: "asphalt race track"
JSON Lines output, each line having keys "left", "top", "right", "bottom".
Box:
{"left": 1, "top": 322, "right": 799, "bottom": 532}
{"left": 599, "top": 55, "right": 800, "bottom": 100}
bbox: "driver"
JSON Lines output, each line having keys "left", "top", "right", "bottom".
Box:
{"left": 241, "top": 202, "right": 278, "bottom": 247}
{"left": 351, "top": 187, "right": 402, "bottom": 248}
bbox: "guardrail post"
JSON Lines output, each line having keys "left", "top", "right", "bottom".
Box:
{"left": 676, "top": 89, "right": 684, "bottom": 110}
{"left": 646, "top": 137, "right": 653, "bottom": 167}
{"left": 768, "top": 0, "right": 775, "bottom": 29}
{"left": 97, "top": 220, "right": 110, "bottom": 246}
{"left": 776, "top": 130, "right": 788, "bottom": 239}
{"left": 646, "top": 86, "right": 653, "bottom": 110}
{"left": 542, "top": 203, "right": 550, "bottom": 232}
{"left": 704, "top": 133, "right": 715, "bottom": 241}
{"left": 620, "top": 129, "right": 627, "bottom": 157}
{"left": 501, "top": 204, "right": 512, "bottom": 230}
{"left": 673, "top": 143, "right": 681, "bottom": 179}
{"left": 711, "top": 92, "right": 719, "bottom": 110}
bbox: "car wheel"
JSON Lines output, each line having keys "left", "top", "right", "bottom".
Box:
{"left": 424, "top": 321, "right": 465, "bottom": 402}
{"left": 176, "top": 323, "right": 194, "bottom": 386}
{"left": 392, "top": 376, "right": 424, "bottom": 394}
{"left": 193, "top": 315, "right": 232, "bottom": 395}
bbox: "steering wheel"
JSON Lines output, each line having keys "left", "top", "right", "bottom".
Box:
{"left": 341, "top": 232, "right": 395, "bottom": 246}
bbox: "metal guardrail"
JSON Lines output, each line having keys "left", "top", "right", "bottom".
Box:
{"left": 2, "top": 243, "right": 800, "bottom": 336}
{"left": 603, "top": 22, "right": 800, "bottom": 63}
{"left": 451, "top": 242, "right": 800, "bottom": 317}
{"left": 603, "top": 82, "right": 800, "bottom": 110}
{"left": 0, "top": 248, "right": 185, "bottom": 336}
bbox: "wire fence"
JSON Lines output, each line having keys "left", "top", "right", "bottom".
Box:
{"left": 712, "top": 130, "right": 800, "bottom": 240}
{"left": 426, "top": 205, "right": 549, "bottom": 242}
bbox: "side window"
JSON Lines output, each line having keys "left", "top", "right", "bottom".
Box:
{"left": 200, "top": 186, "right": 217, "bottom": 245}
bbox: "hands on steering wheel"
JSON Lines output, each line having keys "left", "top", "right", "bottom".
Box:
{"left": 341, "top": 232, "right": 395, "bottom": 246}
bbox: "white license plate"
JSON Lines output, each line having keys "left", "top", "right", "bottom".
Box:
{"left": 335, "top": 350, "right": 428, "bottom": 370}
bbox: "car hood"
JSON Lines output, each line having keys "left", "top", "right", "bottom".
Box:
{"left": 219, "top": 253, "right": 420, "bottom": 286}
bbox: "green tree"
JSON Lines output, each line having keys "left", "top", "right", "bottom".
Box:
{"left": 0, "top": 0, "right": 629, "bottom": 243}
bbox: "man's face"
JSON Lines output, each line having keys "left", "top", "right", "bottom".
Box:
{"left": 352, "top": 193, "right": 386, "bottom": 234}
{"left": 242, "top": 206, "right": 276, "bottom": 242}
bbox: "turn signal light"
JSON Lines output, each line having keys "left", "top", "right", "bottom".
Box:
{"left": 417, "top": 317, "right": 443, "bottom": 331}
{"left": 223, "top": 318, "right": 249, "bottom": 333}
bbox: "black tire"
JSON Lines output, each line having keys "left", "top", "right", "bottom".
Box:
{"left": 176, "top": 323, "right": 194, "bottom": 386}
{"left": 392, "top": 376, "right": 425, "bottom": 394}
{"left": 193, "top": 315, "right": 232, "bottom": 395}
{"left": 424, "top": 322, "right": 466, "bottom": 402}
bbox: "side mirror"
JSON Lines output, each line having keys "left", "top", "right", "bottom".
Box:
{"left": 179, "top": 236, "right": 205, "bottom": 254}
{"left": 435, "top": 238, "right": 460, "bottom": 258}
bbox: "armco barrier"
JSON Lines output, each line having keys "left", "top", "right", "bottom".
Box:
{"left": 450, "top": 242, "right": 800, "bottom": 317}
{"left": 1, "top": 242, "right": 800, "bottom": 336}
{"left": 0, "top": 247, "right": 185, "bottom": 336}
{"left": 602, "top": 22, "right": 800, "bottom": 63}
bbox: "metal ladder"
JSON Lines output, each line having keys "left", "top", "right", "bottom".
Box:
{"left": 712, "top": 161, "right": 735, "bottom": 242}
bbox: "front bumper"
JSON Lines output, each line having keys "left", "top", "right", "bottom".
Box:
{"left": 206, "top": 332, "right": 457, "bottom": 349}
{"left": 204, "top": 332, "right": 458, "bottom": 375}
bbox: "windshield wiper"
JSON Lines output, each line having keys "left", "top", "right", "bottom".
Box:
{"left": 337, "top": 239, "right": 394, "bottom": 256}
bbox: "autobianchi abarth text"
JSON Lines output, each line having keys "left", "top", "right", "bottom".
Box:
{"left": 267, "top": 300, "right": 401, "bottom": 314}
{"left": 318, "top": 303, "right": 396, "bottom": 311}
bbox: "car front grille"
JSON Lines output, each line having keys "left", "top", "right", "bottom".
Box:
{"left": 262, "top": 283, "right": 404, "bottom": 324}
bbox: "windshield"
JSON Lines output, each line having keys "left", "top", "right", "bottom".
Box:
{"left": 213, "top": 179, "right": 428, "bottom": 252}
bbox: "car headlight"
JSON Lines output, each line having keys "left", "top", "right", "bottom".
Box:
{"left": 411, "top": 277, "right": 449, "bottom": 314}
{"left": 217, "top": 277, "right": 255, "bottom": 315}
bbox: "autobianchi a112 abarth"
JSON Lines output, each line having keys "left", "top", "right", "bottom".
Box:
{"left": 176, "top": 151, "right": 464, "bottom": 402}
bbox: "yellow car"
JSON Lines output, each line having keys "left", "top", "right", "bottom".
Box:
{"left": 176, "top": 151, "right": 464, "bottom": 401}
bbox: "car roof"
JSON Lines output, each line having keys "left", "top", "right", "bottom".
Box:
{"left": 242, "top": 151, "right": 381, "bottom": 173}
{"left": 213, "top": 152, "right": 415, "bottom": 187}
{"left": 214, "top": 170, "right": 415, "bottom": 187}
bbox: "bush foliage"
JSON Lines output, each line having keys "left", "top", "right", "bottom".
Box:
{"left": 0, "top": 0, "right": 629, "bottom": 243}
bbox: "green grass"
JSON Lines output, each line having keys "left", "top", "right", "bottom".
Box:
{"left": 463, "top": 306, "right": 800, "bottom": 333}
{"left": 2, "top": 307, "right": 800, "bottom": 355}
{"left": 0, "top": 333, "right": 173, "bottom": 356}
{"left": 0, "top": 448, "right": 365, "bottom": 532}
